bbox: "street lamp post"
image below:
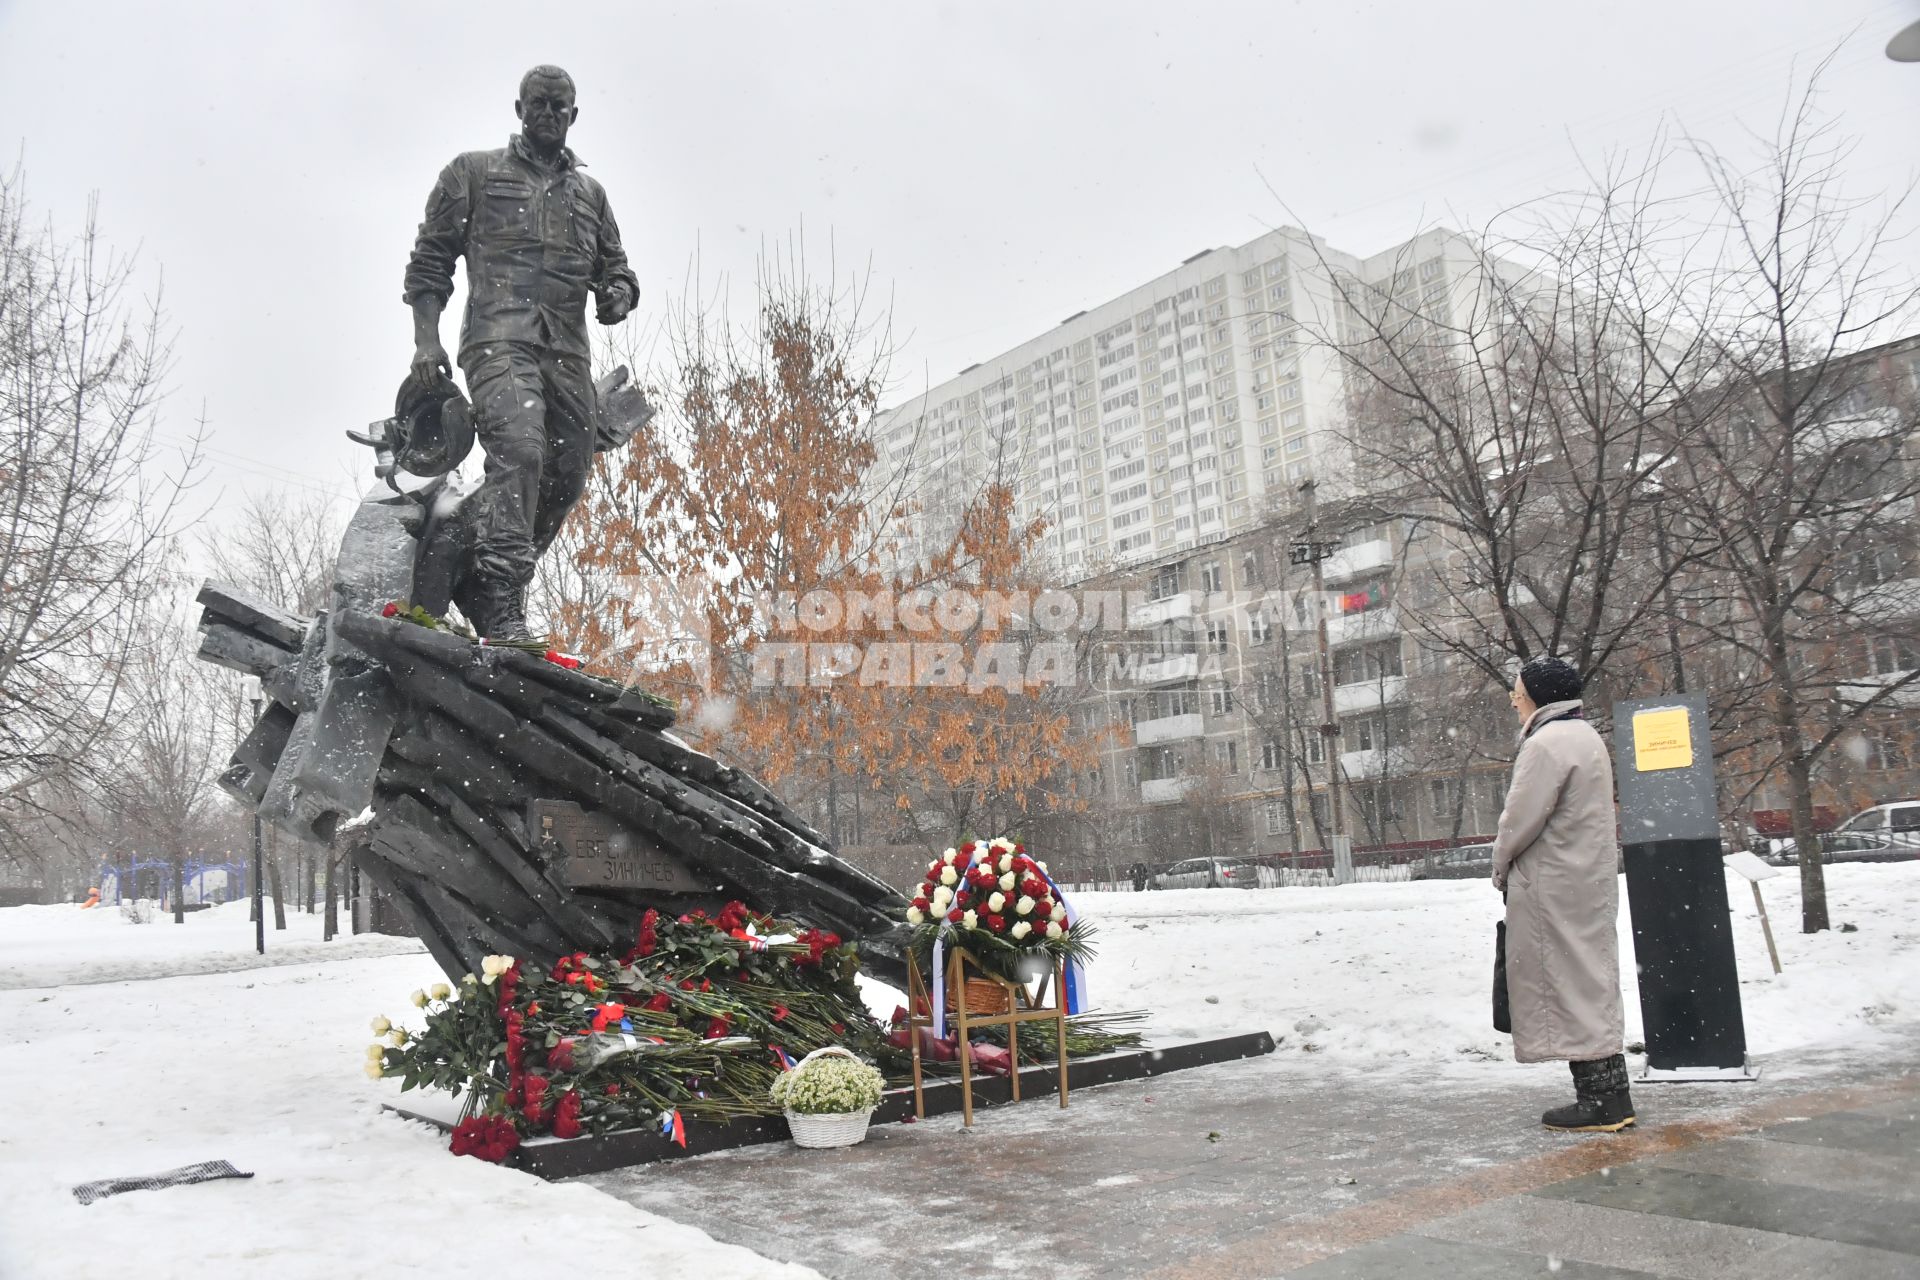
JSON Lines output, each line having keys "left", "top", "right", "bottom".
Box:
{"left": 1290, "top": 480, "right": 1353, "bottom": 884}
{"left": 249, "top": 683, "right": 265, "bottom": 956}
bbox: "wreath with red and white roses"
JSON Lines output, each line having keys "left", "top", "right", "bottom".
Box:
{"left": 905, "top": 839, "right": 1093, "bottom": 977}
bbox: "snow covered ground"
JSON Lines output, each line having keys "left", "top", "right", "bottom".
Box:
{"left": 2, "top": 865, "right": 1915, "bottom": 1279}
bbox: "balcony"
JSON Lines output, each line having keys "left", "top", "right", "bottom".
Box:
{"left": 1838, "top": 670, "right": 1920, "bottom": 708}
{"left": 1141, "top": 776, "right": 1197, "bottom": 804}
{"left": 1136, "top": 652, "right": 1200, "bottom": 684}
{"left": 1845, "top": 578, "right": 1920, "bottom": 625}
{"left": 1328, "top": 607, "right": 1400, "bottom": 647}
{"left": 1332, "top": 675, "right": 1407, "bottom": 715}
{"left": 1128, "top": 591, "right": 1193, "bottom": 629}
{"left": 1339, "top": 747, "right": 1411, "bottom": 780}
{"left": 1135, "top": 712, "right": 1205, "bottom": 745}
{"left": 1321, "top": 538, "right": 1392, "bottom": 586}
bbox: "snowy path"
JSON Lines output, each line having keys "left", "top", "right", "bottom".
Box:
{"left": 1, "top": 865, "right": 1915, "bottom": 1279}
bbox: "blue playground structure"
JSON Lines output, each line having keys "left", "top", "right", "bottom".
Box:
{"left": 96, "top": 855, "right": 249, "bottom": 908}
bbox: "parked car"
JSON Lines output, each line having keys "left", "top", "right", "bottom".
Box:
{"left": 1149, "top": 857, "right": 1263, "bottom": 890}
{"left": 1765, "top": 801, "right": 1920, "bottom": 866}
{"left": 1410, "top": 842, "right": 1495, "bottom": 880}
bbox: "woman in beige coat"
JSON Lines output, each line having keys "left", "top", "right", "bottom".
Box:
{"left": 1491, "top": 657, "right": 1632, "bottom": 1132}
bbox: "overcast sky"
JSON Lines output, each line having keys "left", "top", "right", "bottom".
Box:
{"left": 3, "top": 1, "right": 1918, "bottom": 518}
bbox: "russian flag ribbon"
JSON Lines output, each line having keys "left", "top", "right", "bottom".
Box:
{"left": 659, "top": 1108, "right": 687, "bottom": 1148}
{"left": 1036, "top": 869, "right": 1088, "bottom": 1015}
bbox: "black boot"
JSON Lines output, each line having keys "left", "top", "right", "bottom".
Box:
{"left": 1543, "top": 1054, "right": 1635, "bottom": 1133}
{"left": 468, "top": 577, "right": 540, "bottom": 646}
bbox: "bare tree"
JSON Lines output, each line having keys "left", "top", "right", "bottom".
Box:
{"left": 1659, "top": 80, "right": 1920, "bottom": 932}
{"left": 199, "top": 488, "right": 345, "bottom": 926}
{"left": 0, "top": 167, "right": 203, "bottom": 871}
{"left": 104, "top": 612, "right": 234, "bottom": 923}
{"left": 1295, "top": 149, "right": 1719, "bottom": 706}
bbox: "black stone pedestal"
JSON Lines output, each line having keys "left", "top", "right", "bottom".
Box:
{"left": 1622, "top": 836, "right": 1750, "bottom": 1075}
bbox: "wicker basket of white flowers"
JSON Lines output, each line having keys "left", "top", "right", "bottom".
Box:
{"left": 770, "top": 1045, "right": 888, "bottom": 1148}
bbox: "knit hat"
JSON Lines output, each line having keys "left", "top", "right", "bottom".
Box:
{"left": 1519, "top": 656, "right": 1583, "bottom": 706}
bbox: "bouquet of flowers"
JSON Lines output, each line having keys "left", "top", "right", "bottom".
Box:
{"left": 905, "top": 838, "right": 1094, "bottom": 983}
{"left": 362, "top": 902, "right": 878, "bottom": 1160}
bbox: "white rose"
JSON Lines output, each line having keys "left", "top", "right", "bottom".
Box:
{"left": 999, "top": 873, "right": 1016, "bottom": 892}
{"left": 409, "top": 989, "right": 428, "bottom": 1008}
{"left": 992, "top": 837, "right": 1014, "bottom": 852}
{"left": 962, "top": 910, "right": 979, "bottom": 929}
{"left": 940, "top": 866, "right": 959, "bottom": 886}
{"left": 430, "top": 982, "right": 451, "bottom": 1001}
{"left": 1011, "top": 921, "right": 1032, "bottom": 940}
{"left": 932, "top": 885, "right": 953, "bottom": 908}
{"left": 480, "top": 955, "right": 502, "bottom": 977}
{"left": 481, "top": 973, "right": 496, "bottom": 986}
{"left": 461, "top": 973, "right": 479, "bottom": 987}
{"left": 1051, "top": 904, "right": 1067, "bottom": 923}
{"left": 1038, "top": 861, "right": 1049, "bottom": 873}
{"left": 388, "top": 1028, "right": 409, "bottom": 1047}
{"left": 906, "top": 906, "right": 926, "bottom": 924}
{"left": 988, "top": 892, "right": 1006, "bottom": 912}
{"left": 363, "top": 1060, "right": 385, "bottom": 1079}
{"left": 1015, "top": 895, "right": 1035, "bottom": 916}
{"left": 997, "top": 855, "right": 1013, "bottom": 873}
{"left": 369, "top": 1015, "right": 391, "bottom": 1035}
{"left": 365, "top": 1043, "right": 386, "bottom": 1061}
{"left": 1046, "top": 921, "right": 1065, "bottom": 939}
{"left": 942, "top": 849, "right": 959, "bottom": 865}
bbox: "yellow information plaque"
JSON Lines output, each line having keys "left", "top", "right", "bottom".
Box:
{"left": 1633, "top": 706, "right": 1693, "bottom": 772}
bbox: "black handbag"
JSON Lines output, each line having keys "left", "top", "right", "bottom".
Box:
{"left": 1492, "top": 920, "right": 1511, "bottom": 1034}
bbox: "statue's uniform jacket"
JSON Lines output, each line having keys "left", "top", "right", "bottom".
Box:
{"left": 402, "top": 135, "right": 640, "bottom": 590}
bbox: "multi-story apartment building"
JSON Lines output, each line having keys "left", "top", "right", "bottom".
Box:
{"left": 871, "top": 225, "right": 1486, "bottom": 579}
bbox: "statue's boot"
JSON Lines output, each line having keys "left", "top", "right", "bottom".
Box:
{"left": 472, "top": 576, "right": 542, "bottom": 646}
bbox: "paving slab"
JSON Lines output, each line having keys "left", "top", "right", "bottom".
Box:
{"left": 1646, "top": 1132, "right": 1920, "bottom": 1205}
{"left": 1757, "top": 1108, "right": 1920, "bottom": 1160}
{"left": 1533, "top": 1161, "right": 1920, "bottom": 1257}
{"left": 1282, "top": 1231, "right": 1660, "bottom": 1278}
{"left": 1412, "top": 1186, "right": 1920, "bottom": 1280}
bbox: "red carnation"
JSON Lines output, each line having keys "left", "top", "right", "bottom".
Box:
{"left": 645, "top": 992, "right": 672, "bottom": 1012}
{"left": 986, "top": 914, "right": 1006, "bottom": 932}
{"left": 521, "top": 1073, "right": 551, "bottom": 1128}
{"left": 679, "top": 978, "right": 697, "bottom": 991}
{"left": 912, "top": 897, "right": 930, "bottom": 912}
{"left": 450, "top": 1115, "right": 520, "bottom": 1163}
{"left": 831, "top": 1022, "right": 846, "bottom": 1035}
{"left": 546, "top": 1038, "right": 577, "bottom": 1072}
{"left": 381, "top": 601, "right": 401, "bottom": 618}
{"left": 604, "top": 1083, "right": 621, "bottom": 1097}
{"left": 772, "top": 1004, "right": 790, "bottom": 1022}
{"left": 590, "top": 1002, "right": 627, "bottom": 1032}
{"left": 947, "top": 909, "right": 964, "bottom": 923}
{"left": 703, "top": 1015, "right": 732, "bottom": 1039}
{"left": 551, "top": 1089, "right": 584, "bottom": 1139}
{"left": 622, "top": 908, "right": 660, "bottom": 964}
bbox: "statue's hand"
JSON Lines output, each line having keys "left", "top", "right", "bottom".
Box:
{"left": 596, "top": 283, "right": 634, "bottom": 326}
{"left": 411, "top": 339, "right": 452, "bottom": 383}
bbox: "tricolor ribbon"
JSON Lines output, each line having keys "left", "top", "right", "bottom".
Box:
{"left": 930, "top": 923, "right": 953, "bottom": 1038}
{"left": 729, "top": 928, "right": 768, "bottom": 952}
{"left": 658, "top": 1108, "right": 687, "bottom": 1148}
{"left": 770, "top": 1045, "right": 798, "bottom": 1071}
{"left": 1036, "top": 869, "right": 1088, "bottom": 1015}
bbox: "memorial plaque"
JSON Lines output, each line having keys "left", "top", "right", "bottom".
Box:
{"left": 531, "top": 799, "right": 700, "bottom": 892}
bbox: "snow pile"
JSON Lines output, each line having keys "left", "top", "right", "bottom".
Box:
{"left": 0, "top": 947, "right": 819, "bottom": 1280}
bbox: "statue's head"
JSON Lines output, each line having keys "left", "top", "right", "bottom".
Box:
{"left": 515, "top": 65, "right": 578, "bottom": 152}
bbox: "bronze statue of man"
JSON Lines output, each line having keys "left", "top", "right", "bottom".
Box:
{"left": 402, "top": 65, "right": 638, "bottom": 643}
